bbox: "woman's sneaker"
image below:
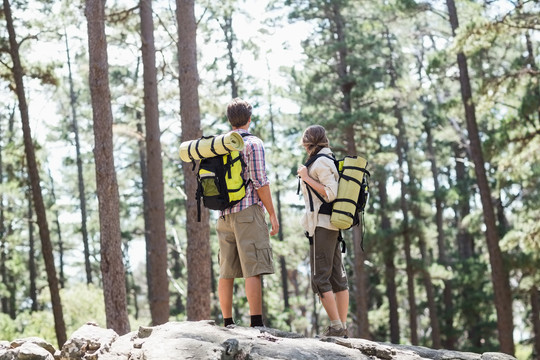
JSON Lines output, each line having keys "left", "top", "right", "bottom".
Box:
{"left": 322, "top": 325, "right": 348, "bottom": 338}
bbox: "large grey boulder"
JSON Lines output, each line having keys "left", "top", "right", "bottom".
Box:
{"left": 1, "top": 320, "right": 519, "bottom": 360}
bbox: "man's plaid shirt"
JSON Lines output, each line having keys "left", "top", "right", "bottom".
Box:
{"left": 220, "top": 129, "right": 269, "bottom": 216}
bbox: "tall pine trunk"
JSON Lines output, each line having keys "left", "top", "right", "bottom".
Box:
{"left": 385, "top": 27, "right": 418, "bottom": 345}
{"left": 65, "top": 31, "right": 92, "bottom": 285}
{"left": 425, "top": 124, "right": 455, "bottom": 348}
{"left": 28, "top": 192, "right": 37, "bottom": 312}
{"left": 330, "top": 1, "right": 370, "bottom": 338}
{"left": 268, "top": 91, "right": 290, "bottom": 326}
{"left": 47, "top": 169, "right": 65, "bottom": 288}
{"left": 446, "top": 0, "right": 514, "bottom": 354}
{"left": 176, "top": 0, "right": 211, "bottom": 320}
{"left": 140, "top": 0, "right": 170, "bottom": 325}
{"left": 531, "top": 286, "right": 540, "bottom": 359}
{"left": 377, "top": 162, "right": 399, "bottom": 344}
{"left": 4, "top": 0, "right": 67, "bottom": 346}
{"left": 0, "top": 118, "right": 7, "bottom": 315}
{"left": 85, "top": 0, "right": 130, "bottom": 335}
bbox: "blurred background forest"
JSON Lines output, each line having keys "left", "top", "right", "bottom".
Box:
{"left": 0, "top": 0, "right": 539, "bottom": 358}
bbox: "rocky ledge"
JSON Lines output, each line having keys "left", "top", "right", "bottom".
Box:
{"left": 0, "top": 320, "right": 517, "bottom": 359}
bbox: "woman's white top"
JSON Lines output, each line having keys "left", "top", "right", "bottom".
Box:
{"left": 299, "top": 147, "right": 340, "bottom": 237}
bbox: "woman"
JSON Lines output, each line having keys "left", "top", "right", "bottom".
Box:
{"left": 297, "top": 125, "right": 350, "bottom": 338}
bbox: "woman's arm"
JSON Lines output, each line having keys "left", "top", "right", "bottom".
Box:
{"left": 297, "top": 165, "right": 327, "bottom": 197}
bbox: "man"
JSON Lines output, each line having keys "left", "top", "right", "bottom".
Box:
{"left": 217, "top": 97, "right": 279, "bottom": 328}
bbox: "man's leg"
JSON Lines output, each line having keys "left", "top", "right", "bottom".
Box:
{"left": 245, "top": 275, "right": 262, "bottom": 315}
{"left": 245, "top": 275, "right": 265, "bottom": 326}
{"left": 218, "top": 278, "right": 234, "bottom": 319}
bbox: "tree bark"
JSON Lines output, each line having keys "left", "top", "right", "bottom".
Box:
{"left": 0, "top": 118, "right": 7, "bottom": 315}
{"left": 176, "top": 0, "right": 211, "bottom": 320}
{"left": 446, "top": 0, "right": 514, "bottom": 354}
{"left": 4, "top": 0, "right": 67, "bottom": 346}
{"left": 85, "top": 0, "right": 130, "bottom": 335}
{"left": 454, "top": 146, "right": 474, "bottom": 259}
{"left": 65, "top": 31, "right": 92, "bottom": 285}
{"left": 46, "top": 169, "right": 66, "bottom": 289}
{"left": 28, "top": 193, "right": 38, "bottom": 312}
{"left": 219, "top": 13, "right": 239, "bottom": 98}
{"left": 330, "top": 0, "right": 370, "bottom": 338}
{"left": 531, "top": 286, "right": 540, "bottom": 359}
{"left": 140, "top": 0, "right": 170, "bottom": 325}
{"left": 268, "top": 95, "right": 290, "bottom": 324}
{"left": 425, "top": 124, "right": 455, "bottom": 349}
{"left": 385, "top": 27, "right": 418, "bottom": 345}
{"left": 377, "top": 165, "right": 400, "bottom": 344}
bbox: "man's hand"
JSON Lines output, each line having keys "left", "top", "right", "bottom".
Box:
{"left": 269, "top": 213, "right": 279, "bottom": 236}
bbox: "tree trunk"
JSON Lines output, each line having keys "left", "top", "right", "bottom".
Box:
{"left": 330, "top": 0, "right": 370, "bottom": 337}
{"left": 0, "top": 119, "right": 7, "bottom": 315}
{"left": 0, "top": 115, "right": 16, "bottom": 319}
{"left": 136, "top": 119, "right": 153, "bottom": 312}
{"left": 267, "top": 79, "right": 290, "bottom": 325}
{"left": 176, "top": 0, "right": 211, "bottom": 320}
{"left": 140, "top": 0, "right": 170, "bottom": 325}
{"left": 399, "top": 151, "right": 417, "bottom": 346}
{"left": 425, "top": 124, "right": 455, "bottom": 349}
{"left": 454, "top": 146, "right": 474, "bottom": 259}
{"left": 219, "top": 13, "right": 239, "bottom": 98}
{"left": 4, "top": 0, "right": 67, "bottom": 346}
{"left": 85, "top": 0, "right": 130, "bottom": 335}
{"left": 377, "top": 165, "right": 400, "bottom": 344}
{"left": 531, "top": 286, "right": 540, "bottom": 359}
{"left": 453, "top": 146, "right": 485, "bottom": 348}
{"left": 65, "top": 31, "right": 92, "bottom": 285}
{"left": 418, "top": 232, "right": 441, "bottom": 348}
{"left": 352, "top": 225, "right": 370, "bottom": 339}
{"left": 47, "top": 169, "right": 66, "bottom": 289}
{"left": 400, "top": 122, "right": 440, "bottom": 346}
{"left": 385, "top": 28, "right": 418, "bottom": 345}
{"left": 446, "top": 0, "right": 514, "bottom": 354}
{"left": 28, "top": 192, "right": 38, "bottom": 312}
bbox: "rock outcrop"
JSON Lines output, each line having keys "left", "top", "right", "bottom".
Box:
{"left": 0, "top": 320, "right": 518, "bottom": 360}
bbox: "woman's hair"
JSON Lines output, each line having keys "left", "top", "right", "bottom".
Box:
{"left": 301, "top": 125, "right": 329, "bottom": 157}
{"left": 227, "top": 98, "right": 252, "bottom": 128}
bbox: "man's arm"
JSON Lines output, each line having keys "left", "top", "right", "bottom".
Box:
{"left": 256, "top": 185, "right": 279, "bottom": 236}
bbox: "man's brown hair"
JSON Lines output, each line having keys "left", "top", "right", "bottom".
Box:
{"left": 227, "top": 98, "right": 252, "bottom": 128}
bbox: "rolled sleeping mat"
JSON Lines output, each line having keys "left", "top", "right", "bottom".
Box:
{"left": 330, "top": 156, "right": 368, "bottom": 229}
{"left": 179, "top": 132, "right": 245, "bottom": 162}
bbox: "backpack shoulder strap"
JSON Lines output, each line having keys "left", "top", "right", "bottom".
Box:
{"left": 300, "top": 153, "right": 338, "bottom": 212}
{"left": 304, "top": 153, "right": 336, "bottom": 168}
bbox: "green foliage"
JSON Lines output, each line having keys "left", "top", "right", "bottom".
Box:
{"left": 60, "top": 284, "right": 107, "bottom": 334}
{"left": 0, "top": 311, "right": 56, "bottom": 345}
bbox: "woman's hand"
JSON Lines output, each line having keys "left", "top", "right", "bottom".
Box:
{"left": 297, "top": 165, "right": 308, "bottom": 179}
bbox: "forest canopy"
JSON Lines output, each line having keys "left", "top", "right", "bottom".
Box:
{"left": 0, "top": 0, "right": 539, "bottom": 359}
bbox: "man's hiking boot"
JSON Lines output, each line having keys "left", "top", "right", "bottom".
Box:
{"left": 321, "top": 325, "right": 348, "bottom": 338}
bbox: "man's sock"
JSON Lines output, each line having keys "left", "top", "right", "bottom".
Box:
{"left": 330, "top": 320, "right": 343, "bottom": 329}
{"left": 224, "top": 317, "right": 235, "bottom": 327}
{"left": 250, "top": 315, "right": 264, "bottom": 327}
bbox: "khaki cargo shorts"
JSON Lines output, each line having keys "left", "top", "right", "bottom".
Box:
{"left": 310, "top": 226, "right": 349, "bottom": 295}
{"left": 217, "top": 204, "right": 274, "bottom": 278}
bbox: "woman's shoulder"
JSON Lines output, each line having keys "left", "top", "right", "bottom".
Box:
{"left": 311, "top": 154, "right": 338, "bottom": 176}
{"left": 313, "top": 149, "right": 336, "bottom": 166}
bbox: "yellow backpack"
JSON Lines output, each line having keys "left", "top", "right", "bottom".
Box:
{"left": 195, "top": 134, "right": 251, "bottom": 221}
{"left": 300, "top": 153, "right": 370, "bottom": 251}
